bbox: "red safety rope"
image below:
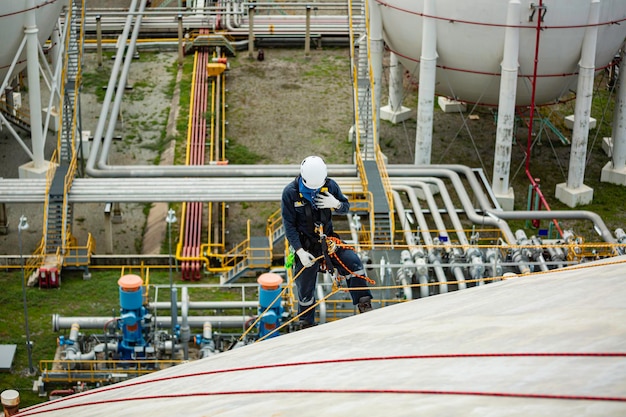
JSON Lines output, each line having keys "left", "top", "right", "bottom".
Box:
{"left": 16, "top": 389, "right": 626, "bottom": 415}
{"left": 18, "top": 352, "right": 626, "bottom": 415}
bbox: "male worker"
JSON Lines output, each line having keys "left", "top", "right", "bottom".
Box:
{"left": 281, "top": 155, "right": 374, "bottom": 329}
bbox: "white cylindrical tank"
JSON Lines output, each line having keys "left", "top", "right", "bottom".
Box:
{"left": 377, "top": 0, "right": 626, "bottom": 106}
{"left": 0, "top": 0, "right": 64, "bottom": 84}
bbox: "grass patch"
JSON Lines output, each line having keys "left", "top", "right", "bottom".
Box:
{"left": 80, "top": 53, "right": 116, "bottom": 102}
{"left": 225, "top": 139, "right": 264, "bottom": 164}
{"left": 127, "top": 79, "right": 156, "bottom": 101}
{"left": 174, "top": 56, "right": 195, "bottom": 165}
{"left": 303, "top": 53, "right": 350, "bottom": 78}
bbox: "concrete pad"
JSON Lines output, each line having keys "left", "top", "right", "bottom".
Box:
{"left": 22, "top": 256, "right": 626, "bottom": 416}
{"left": 18, "top": 160, "right": 54, "bottom": 179}
{"left": 0, "top": 345, "right": 16, "bottom": 372}
{"left": 348, "top": 125, "right": 357, "bottom": 142}
{"left": 81, "top": 130, "right": 92, "bottom": 156}
{"left": 555, "top": 182, "right": 594, "bottom": 208}
{"left": 601, "top": 161, "right": 626, "bottom": 186}
{"left": 380, "top": 104, "right": 412, "bottom": 124}
{"left": 438, "top": 97, "right": 466, "bottom": 113}
{"left": 564, "top": 114, "right": 597, "bottom": 130}
{"left": 494, "top": 187, "right": 515, "bottom": 211}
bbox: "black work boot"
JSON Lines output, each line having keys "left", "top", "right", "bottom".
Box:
{"left": 357, "top": 296, "right": 373, "bottom": 313}
{"left": 296, "top": 320, "right": 317, "bottom": 331}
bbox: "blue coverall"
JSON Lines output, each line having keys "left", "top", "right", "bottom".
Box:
{"left": 281, "top": 176, "right": 373, "bottom": 326}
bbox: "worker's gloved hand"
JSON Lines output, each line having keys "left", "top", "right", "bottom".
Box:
{"left": 315, "top": 192, "right": 341, "bottom": 209}
{"left": 296, "top": 248, "right": 316, "bottom": 268}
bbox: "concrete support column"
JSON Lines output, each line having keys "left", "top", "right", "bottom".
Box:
{"left": 414, "top": 0, "right": 437, "bottom": 165}
{"left": 24, "top": 0, "right": 46, "bottom": 172}
{"left": 556, "top": 0, "right": 600, "bottom": 207}
{"left": 112, "top": 202, "right": 123, "bottom": 224}
{"left": 305, "top": 5, "right": 311, "bottom": 58}
{"left": 96, "top": 15, "right": 103, "bottom": 67}
{"left": 368, "top": 0, "right": 384, "bottom": 145}
{"left": 601, "top": 44, "right": 626, "bottom": 185}
{"left": 104, "top": 203, "right": 113, "bottom": 254}
{"left": 177, "top": 14, "right": 184, "bottom": 67}
{"left": 380, "top": 52, "right": 412, "bottom": 124}
{"left": 0, "top": 203, "right": 7, "bottom": 235}
{"left": 247, "top": 5, "right": 255, "bottom": 59}
{"left": 492, "top": 0, "right": 521, "bottom": 211}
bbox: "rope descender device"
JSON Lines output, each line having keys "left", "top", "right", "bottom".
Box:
{"left": 315, "top": 223, "right": 347, "bottom": 291}
{"left": 315, "top": 222, "right": 376, "bottom": 289}
{"left": 315, "top": 222, "right": 335, "bottom": 273}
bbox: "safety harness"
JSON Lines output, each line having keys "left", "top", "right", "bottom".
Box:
{"left": 293, "top": 177, "right": 374, "bottom": 287}
{"left": 314, "top": 222, "right": 375, "bottom": 289}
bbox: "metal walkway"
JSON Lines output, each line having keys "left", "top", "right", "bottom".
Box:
{"left": 362, "top": 160, "right": 392, "bottom": 245}
{"left": 27, "top": 0, "right": 93, "bottom": 282}
{"left": 349, "top": 0, "right": 394, "bottom": 247}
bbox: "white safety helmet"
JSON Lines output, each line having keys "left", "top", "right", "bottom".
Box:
{"left": 300, "top": 156, "right": 327, "bottom": 189}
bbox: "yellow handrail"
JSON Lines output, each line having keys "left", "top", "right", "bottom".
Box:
{"left": 24, "top": 147, "right": 58, "bottom": 280}
{"left": 39, "top": 358, "right": 184, "bottom": 383}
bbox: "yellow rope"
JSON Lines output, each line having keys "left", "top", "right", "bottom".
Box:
{"left": 238, "top": 254, "right": 326, "bottom": 343}
{"left": 256, "top": 282, "right": 340, "bottom": 343}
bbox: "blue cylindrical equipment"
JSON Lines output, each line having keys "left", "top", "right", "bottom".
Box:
{"left": 117, "top": 274, "right": 148, "bottom": 359}
{"left": 257, "top": 273, "right": 284, "bottom": 339}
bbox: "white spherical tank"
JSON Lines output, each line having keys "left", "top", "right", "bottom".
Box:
{"left": 377, "top": 0, "right": 626, "bottom": 106}
{"left": 0, "top": 0, "right": 64, "bottom": 84}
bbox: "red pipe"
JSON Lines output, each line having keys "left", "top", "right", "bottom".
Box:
{"left": 524, "top": 0, "right": 564, "bottom": 239}
{"left": 182, "top": 38, "right": 210, "bottom": 281}
{"left": 49, "top": 389, "right": 75, "bottom": 398}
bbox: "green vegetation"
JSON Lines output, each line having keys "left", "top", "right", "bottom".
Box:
{"left": 303, "top": 55, "right": 350, "bottom": 78}
{"left": 225, "top": 138, "right": 264, "bottom": 164}
{"left": 173, "top": 56, "right": 195, "bottom": 165}
{"left": 127, "top": 79, "right": 157, "bottom": 101}
{"left": 141, "top": 132, "right": 172, "bottom": 162}
{"left": 80, "top": 52, "right": 116, "bottom": 102}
